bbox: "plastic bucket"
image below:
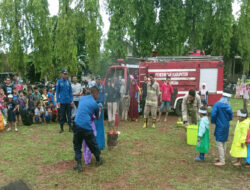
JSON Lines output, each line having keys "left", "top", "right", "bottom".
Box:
{"left": 186, "top": 125, "right": 198, "bottom": 146}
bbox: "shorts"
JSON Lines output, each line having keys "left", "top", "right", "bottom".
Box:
{"left": 160, "top": 100, "right": 171, "bottom": 112}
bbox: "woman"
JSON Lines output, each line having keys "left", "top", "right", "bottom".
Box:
{"left": 106, "top": 79, "right": 120, "bottom": 130}
{"left": 128, "top": 79, "right": 139, "bottom": 122}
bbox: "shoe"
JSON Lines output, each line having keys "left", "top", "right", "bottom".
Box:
{"left": 73, "top": 160, "right": 83, "bottom": 172}
{"left": 195, "top": 157, "right": 204, "bottom": 161}
{"left": 15, "top": 128, "right": 18, "bottom": 132}
{"left": 7, "top": 127, "right": 11, "bottom": 132}
{"left": 152, "top": 123, "right": 156, "bottom": 128}
{"left": 214, "top": 162, "right": 225, "bottom": 166}
{"left": 96, "top": 157, "right": 103, "bottom": 167}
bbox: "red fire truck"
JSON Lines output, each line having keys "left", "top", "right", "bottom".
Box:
{"left": 104, "top": 50, "right": 224, "bottom": 115}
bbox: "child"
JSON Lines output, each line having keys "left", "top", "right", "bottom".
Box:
{"left": 245, "top": 122, "right": 250, "bottom": 165}
{"left": 34, "top": 103, "right": 45, "bottom": 123}
{"left": 0, "top": 88, "right": 6, "bottom": 116}
{"left": 45, "top": 105, "right": 52, "bottom": 124}
{"left": 33, "top": 87, "right": 41, "bottom": 107}
{"left": 230, "top": 110, "right": 250, "bottom": 166}
{"left": 0, "top": 110, "right": 5, "bottom": 132}
{"left": 195, "top": 106, "right": 210, "bottom": 161}
{"left": 12, "top": 87, "right": 20, "bottom": 124}
{"left": 121, "top": 94, "right": 130, "bottom": 121}
{"left": 200, "top": 94, "right": 207, "bottom": 108}
{"left": 211, "top": 92, "right": 233, "bottom": 166}
{"left": 50, "top": 102, "right": 58, "bottom": 122}
{"left": 6, "top": 94, "right": 18, "bottom": 132}
{"left": 42, "top": 88, "right": 48, "bottom": 106}
{"left": 48, "top": 87, "right": 55, "bottom": 106}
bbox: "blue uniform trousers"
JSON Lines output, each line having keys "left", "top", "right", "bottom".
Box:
{"left": 59, "top": 103, "right": 72, "bottom": 129}
{"left": 73, "top": 125, "right": 101, "bottom": 161}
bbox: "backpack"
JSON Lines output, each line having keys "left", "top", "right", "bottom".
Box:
{"left": 21, "top": 108, "right": 33, "bottom": 126}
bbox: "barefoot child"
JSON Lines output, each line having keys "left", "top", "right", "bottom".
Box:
{"left": 195, "top": 106, "right": 209, "bottom": 161}
{"left": 6, "top": 94, "right": 18, "bottom": 132}
{"left": 230, "top": 110, "right": 250, "bottom": 166}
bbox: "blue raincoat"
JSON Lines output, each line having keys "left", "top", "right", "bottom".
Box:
{"left": 211, "top": 97, "right": 233, "bottom": 142}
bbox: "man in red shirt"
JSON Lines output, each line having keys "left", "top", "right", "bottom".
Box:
{"left": 157, "top": 75, "right": 173, "bottom": 122}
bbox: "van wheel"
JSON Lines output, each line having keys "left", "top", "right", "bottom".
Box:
{"left": 175, "top": 99, "right": 182, "bottom": 116}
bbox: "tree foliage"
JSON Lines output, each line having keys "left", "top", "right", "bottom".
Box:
{"left": 0, "top": 0, "right": 27, "bottom": 74}
{"left": 237, "top": 0, "right": 250, "bottom": 73}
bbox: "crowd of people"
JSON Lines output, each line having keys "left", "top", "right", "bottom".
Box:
{"left": 0, "top": 69, "right": 250, "bottom": 171}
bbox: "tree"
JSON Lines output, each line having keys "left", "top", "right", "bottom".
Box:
{"left": 211, "top": 0, "right": 233, "bottom": 56}
{"left": 157, "top": 0, "right": 185, "bottom": 56}
{"left": 185, "top": 0, "right": 208, "bottom": 50}
{"left": 0, "top": 0, "right": 27, "bottom": 74}
{"left": 105, "top": 0, "right": 134, "bottom": 59}
{"left": 25, "top": 0, "right": 53, "bottom": 79}
{"left": 55, "top": 0, "right": 78, "bottom": 74}
{"left": 132, "top": 0, "right": 156, "bottom": 57}
{"left": 238, "top": 0, "right": 250, "bottom": 74}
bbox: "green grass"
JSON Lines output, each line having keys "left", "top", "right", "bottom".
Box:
{"left": 0, "top": 117, "right": 250, "bottom": 190}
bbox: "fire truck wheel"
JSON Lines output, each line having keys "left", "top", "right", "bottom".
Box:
{"left": 175, "top": 99, "right": 182, "bottom": 116}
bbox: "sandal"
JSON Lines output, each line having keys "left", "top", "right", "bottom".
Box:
{"left": 7, "top": 127, "right": 11, "bottom": 132}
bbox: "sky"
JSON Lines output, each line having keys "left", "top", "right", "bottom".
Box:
{"left": 48, "top": 0, "right": 241, "bottom": 45}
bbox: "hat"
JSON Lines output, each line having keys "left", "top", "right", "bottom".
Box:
{"left": 222, "top": 92, "right": 232, "bottom": 98}
{"left": 96, "top": 75, "right": 101, "bottom": 80}
{"left": 8, "top": 94, "right": 13, "bottom": 98}
{"left": 61, "top": 68, "right": 68, "bottom": 74}
{"left": 237, "top": 110, "right": 247, "bottom": 117}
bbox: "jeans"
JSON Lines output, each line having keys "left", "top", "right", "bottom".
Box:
{"left": 73, "top": 125, "right": 101, "bottom": 161}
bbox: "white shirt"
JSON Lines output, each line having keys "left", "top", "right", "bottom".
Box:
{"left": 72, "top": 83, "right": 82, "bottom": 101}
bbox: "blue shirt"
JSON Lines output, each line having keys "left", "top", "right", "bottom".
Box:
{"left": 56, "top": 78, "right": 73, "bottom": 104}
{"left": 74, "top": 95, "right": 99, "bottom": 130}
{"left": 95, "top": 83, "right": 106, "bottom": 104}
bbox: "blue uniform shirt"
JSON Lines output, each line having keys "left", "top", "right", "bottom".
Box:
{"left": 56, "top": 78, "right": 73, "bottom": 104}
{"left": 95, "top": 83, "right": 106, "bottom": 104}
{"left": 74, "top": 95, "right": 99, "bottom": 130}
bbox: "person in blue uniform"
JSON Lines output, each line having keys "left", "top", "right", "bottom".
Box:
{"left": 56, "top": 69, "right": 74, "bottom": 133}
{"left": 73, "top": 86, "right": 103, "bottom": 172}
{"left": 211, "top": 91, "right": 233, "bottom": 166}
{"left": 94, "top": 75, "right": 106, "bottom": 150}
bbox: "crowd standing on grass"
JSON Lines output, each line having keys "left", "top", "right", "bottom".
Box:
{"left": 0, "top": 70, "right": 250, "bottom": 170}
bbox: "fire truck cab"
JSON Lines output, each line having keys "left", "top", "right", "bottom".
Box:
{"left": 104, "top": 51, "right": 224, "bottom": 116}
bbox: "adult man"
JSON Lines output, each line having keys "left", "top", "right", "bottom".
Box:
{"left": 182, "top": 89, "right": 201, "bottom": 125}
{"left": 73, "top": 86, "right": 103, "bottom": 172}
{"left": 56, "top": 69, "right": 73, "bottom": 133}
{"left": 211, "top": 91, "right": 233, "bottom": 166}
{"left": 94, "top": 75, "right": 106, "bottom": 150}
{"left": 141, "top": 76, "right": 148, "bottom": 114}
{"left": 3, "top": 77, "right": 13, "bottom": 96}
{"left": 71, "top": 76, "right": 82, "bottom": 108}
{"left": 143, "top": 73, "right": 159, "bottom": 129}
{"left": 157, "top": 75, "right": 173, "bottom": 122}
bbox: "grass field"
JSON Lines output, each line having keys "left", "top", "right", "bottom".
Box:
{"left": 0, "top": 113, "right": 250, "bottom": 190}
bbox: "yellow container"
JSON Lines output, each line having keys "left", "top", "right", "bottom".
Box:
{"left": 186, "top": 125, "right": 198, "bottom": 146}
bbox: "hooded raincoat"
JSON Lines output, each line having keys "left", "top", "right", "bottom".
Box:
{"left": 211, "top": 97, "right": 233, "bottom": 142}
{"left": 196, "top": 116, "right": 210, "bottom": 153}
{"left": 230, "top": 118, "right": 250, "bottom": 158}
